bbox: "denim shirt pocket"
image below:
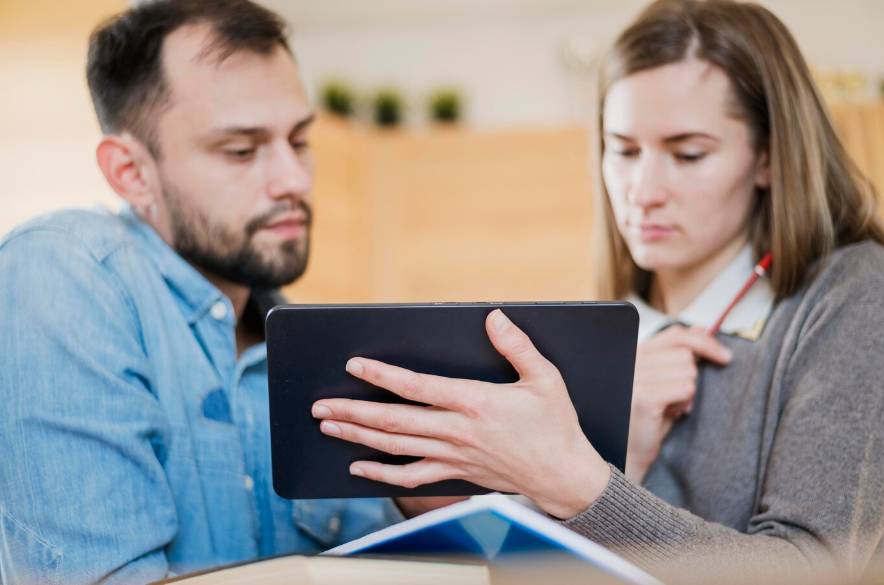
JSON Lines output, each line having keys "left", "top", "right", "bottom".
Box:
{"left": 291, "top": 499, "right": 347, "bottom": 549}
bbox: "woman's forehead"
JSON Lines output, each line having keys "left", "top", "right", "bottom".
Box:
{"left": 602, "top": 60, "right": 737, "bottom": 139}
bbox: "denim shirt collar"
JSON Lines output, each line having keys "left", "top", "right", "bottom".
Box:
{"left": 118, "top": 204, "right": 227, "bottom": 326}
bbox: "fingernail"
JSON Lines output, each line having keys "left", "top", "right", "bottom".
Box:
{"left": 312, "top": 405, "right": 332, "bottom": 418}
{"left": 492, "top": 309, "right": 511, "bottom": 333}
{"left": 350, "top": 466, "right": 365, "bottom": 477}
{"left": 320, "top": 421, "right": 341, "bottom": 436}
{"left": 721, "top": 347, "right": 733, "bottom": 361}
{"left": 346, "top": 359, "right": 364, "bottom": 376}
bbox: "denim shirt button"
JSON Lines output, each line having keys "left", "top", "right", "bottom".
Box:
{"left": 210, "top": 301, "right": 228, "bottom": 321}
{"left": 327, "top": 516, "right": 341, "bottom": 535}
{"left": 243, "top": 474, "right": 254, "bottom": 492}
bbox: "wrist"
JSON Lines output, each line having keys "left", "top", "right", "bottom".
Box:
{"left": 624, "top": 453, "right": 654, "bottom": 484}
{"left": 532, "top": 441, "right": 611, "bottom": 520}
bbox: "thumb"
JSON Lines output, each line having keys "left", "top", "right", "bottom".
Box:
{"left": 485, "top": 309, "right": 554, "bottom": 380}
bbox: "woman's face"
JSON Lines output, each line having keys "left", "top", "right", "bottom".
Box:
{"left": 602, "top": 59, "right": 770, "bottom": 275}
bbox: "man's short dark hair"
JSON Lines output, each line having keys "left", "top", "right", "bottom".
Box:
{"left": 86, "top": 0, "right": 291, "bottom": 157}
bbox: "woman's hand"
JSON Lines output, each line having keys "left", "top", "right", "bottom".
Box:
{"left": 393, "top": 496, "right": 469, "bottom": 519}
{"left": 311, "top": 309, "right": 611, "bottom": 520}
{"left": 625, "top": 325, "right": 732, "bottom": 483}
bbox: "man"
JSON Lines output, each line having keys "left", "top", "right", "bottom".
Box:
{"left": 0, "top": 1, "right": 438, "bottom": 583}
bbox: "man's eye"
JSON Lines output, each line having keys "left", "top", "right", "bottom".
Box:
{"left": 291, "top": 141, "right": 310, "bottom": 151}
{"left": 675, "top": 152, "right": 706, "bottom": 162}
{"left": 224, "top": 148, "right": 255, "bottom": 159}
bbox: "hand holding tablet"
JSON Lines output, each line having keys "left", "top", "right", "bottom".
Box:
{"left": 312, "top": 309, "right": 614, "bottom": 520}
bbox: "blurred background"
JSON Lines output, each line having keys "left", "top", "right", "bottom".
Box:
{"left": 2, "top": 0, "right": 883, "bottom": 302}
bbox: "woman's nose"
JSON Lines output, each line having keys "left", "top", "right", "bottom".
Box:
{"left": 628, "top": 155, "right": 668, "bottom": 208}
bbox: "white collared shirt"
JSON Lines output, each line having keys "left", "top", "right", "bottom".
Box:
{"left": 627, "top": 244, "right": 775, "bottom": 343}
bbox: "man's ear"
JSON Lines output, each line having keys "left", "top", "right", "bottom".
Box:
{"left": 96, "top": 134, "right": 159, "bottom": 209}
{"left": 754, "top": 147, "right": 771, "bottom": 190}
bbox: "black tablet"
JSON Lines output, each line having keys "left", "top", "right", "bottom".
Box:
{"left": 266, "top": 302, "right": 638, "bottom": 499}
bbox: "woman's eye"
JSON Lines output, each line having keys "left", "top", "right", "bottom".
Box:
{"left": 611, "top": 148, "right": 639, "bottom": 158}
{"left": 675, "top": 152, "right": 706, "bottom": 162}
{"left": 291, "top": 141, "right": 310, "bottom": 151}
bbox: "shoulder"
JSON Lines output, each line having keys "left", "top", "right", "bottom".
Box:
{"left": 0, "top": 209, "right": 148, "bottom": 330}
{"left": 805, "top": 241, "right": 884, "bottom": 305}
{"left": 0, "top": 207, "right": 140, "bottom": 265}
{"left": 780, "top": 241, "right": 884, "bottom": 354}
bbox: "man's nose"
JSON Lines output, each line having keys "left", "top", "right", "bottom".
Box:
{"left": 266, "top": 142, "right": 312, "bottom": 201}
{"left": 628, "top": 154, "right": 668, "bottom": 208}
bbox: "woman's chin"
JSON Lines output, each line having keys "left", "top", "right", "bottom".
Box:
{"left": 629, "top": 246, "right": 685, "bottom": 273}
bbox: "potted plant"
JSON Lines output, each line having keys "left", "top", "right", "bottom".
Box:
{"left": 372, "top": 88, "right": 404, "bottom": 127}
{"left": 428, "top": 88, "right": 463, "bottom": 123}
{"left": 320, "top": 80, "right": 356, "bottom": 117}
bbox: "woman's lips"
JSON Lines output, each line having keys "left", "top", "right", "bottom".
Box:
{"left": 634, "top": 224, "right": 676, "bottom": 242}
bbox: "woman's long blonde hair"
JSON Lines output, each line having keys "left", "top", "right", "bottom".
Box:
{"left": 592, "top": 0, "right": 884, "bottom": 300}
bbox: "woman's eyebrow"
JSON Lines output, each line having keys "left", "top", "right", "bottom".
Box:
{"left": 663, "top": 132, "right": 720, "bottom": 144}
{"left": 603, "top": 132, "right": 636, "bottom": 141}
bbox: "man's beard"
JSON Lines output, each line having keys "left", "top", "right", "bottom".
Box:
{"left": 162, "top": 181, "right": 311, "bottom": 290}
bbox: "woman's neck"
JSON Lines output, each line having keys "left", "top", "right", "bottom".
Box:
{"left": 649, "top": 234, "right": 749, "bottom": 317}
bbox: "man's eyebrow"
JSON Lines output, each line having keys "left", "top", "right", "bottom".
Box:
{"left": 206, "top": 126, "right": 271, "bottom": 139}
{"left": 206, "top": 113, "right": 316, "bottom": 140}
{"left": 292, "top": 113, "right": 316, "bottom": 134}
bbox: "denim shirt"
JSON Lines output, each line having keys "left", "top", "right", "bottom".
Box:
{"left": 0, "top": 206, "right": 401, "bottom": 585}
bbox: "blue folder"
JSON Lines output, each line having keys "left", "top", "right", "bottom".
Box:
{"left": 324, "top": 495, "right": 664, "bottom": 585}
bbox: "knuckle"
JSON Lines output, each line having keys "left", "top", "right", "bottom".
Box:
{"left": 666, "top": 325, "right": 686, "bottom": 339}
{"left": 461, "top": 393, "right": 486, "bottom": 419}
{"left": 368, "top": 365, "right": 384, "bottom": 385}
{"left": 334, "top": 401, "right": 354, "bottom": 422}
{"left": 382, "top": 440, "right": 404, "bottom": 457}
{"left": 401, "top": 476, "right": 422, "bottom": 489}
{"left": 447, "top": 425, "right": 474, "bottom": 449}
{"left": 508, "top": 334, "right": 533, "bottom": 357}
{"left": 680, "top": 352, "right": 694, "bottom": 368}
{"left": 378, "top": 411, "right": 400, "bottom": 433}
{"left": 402, "top": 375, "right": 424, "bottom": 399}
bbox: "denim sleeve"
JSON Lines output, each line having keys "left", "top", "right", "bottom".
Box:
{"left": 0, "top": 228, "right": 177, "bottom": 585}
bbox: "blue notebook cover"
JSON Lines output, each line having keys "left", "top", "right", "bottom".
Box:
{"left": 324, "top": 495, "right": 663, "bottom": 585}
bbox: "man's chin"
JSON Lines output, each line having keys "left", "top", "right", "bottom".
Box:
{"left": 247, "top": 255, "right": 308, "bottom": 289}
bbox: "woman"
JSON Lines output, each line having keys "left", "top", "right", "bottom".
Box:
{"left": 310, "top": 0, "right": 884, "bottom": 582}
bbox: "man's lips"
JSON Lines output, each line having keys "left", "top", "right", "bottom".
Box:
{"left": 260, "top": 215, "right": 308, "bottom": 238}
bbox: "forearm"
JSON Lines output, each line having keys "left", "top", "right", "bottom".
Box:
{"left": 560, "top": 465, "right": 855, "bottom": 585}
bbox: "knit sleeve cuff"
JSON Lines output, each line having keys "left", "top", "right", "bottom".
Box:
{"left": 558, "top": 463, "right": 694, "bottom": 566}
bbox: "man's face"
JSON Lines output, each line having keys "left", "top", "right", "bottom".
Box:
{"left": 149, "top": 25, "right": 314, "bottom": 289}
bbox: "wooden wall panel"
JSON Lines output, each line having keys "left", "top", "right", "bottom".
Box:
{"left": 829, "top": 101, "right": 884, "bottom": 201}
{"left": 285, "top": 116, "right": 595, "bottom": 303}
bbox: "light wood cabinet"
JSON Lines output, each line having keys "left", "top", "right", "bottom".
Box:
{"left": 285, "top": 116, "right": 594, "bottom": 303}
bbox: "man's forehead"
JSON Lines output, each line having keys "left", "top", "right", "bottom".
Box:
{"left": 159, "top": 24, "right": 308, "bottom": 130}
